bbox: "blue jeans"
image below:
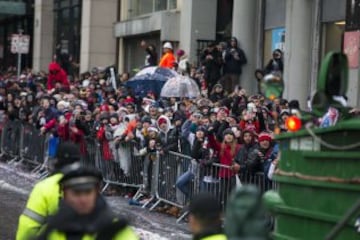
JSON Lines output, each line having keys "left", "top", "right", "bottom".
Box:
{"left": 176, "top": 170, "right": 194, "bottom": 197}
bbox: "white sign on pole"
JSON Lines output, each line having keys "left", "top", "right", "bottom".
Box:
{"left": 11, "top": 34, "right": 30, "bottom": 54}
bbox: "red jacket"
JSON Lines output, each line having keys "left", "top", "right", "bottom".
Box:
{"left": 70, "top": 126, "right": 86, "bottom": 155}
{"left": 56, "top": 112, "right": 73, "bottom": 141}
{"left": 47, "top": 62, "right": 70, "bottom": 91}
{"left": 209, "top": 134, "right": 241, "bottom": 178}
{"left": 239, "top": 119, "right": 260, "bottom": 134}
{"left": 96, "top": 126, "right": 113, "bottom": 161}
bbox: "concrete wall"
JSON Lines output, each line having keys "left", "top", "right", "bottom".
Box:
{"left": 80, "top": 0, "right": 118, "bottom": 73}
{"left": 265, "top": 0, "right": 286, "bottom": 29}
{"left": 114, "top": 11, "right": 180, "bottom": 41}
{"left": 283, "top": 0, "right": 313, "bottom": 107}
{"left": 232, "top": 0, "right": 259, "bottom": 93}
{"left": 322, "top": 0, "right": 346, "bottom": 22}
{"left": 179, "top": 0, "right": 217, "bottom": 64}
{"left": 32, "top": 0, "right": 54, "bottom": 72}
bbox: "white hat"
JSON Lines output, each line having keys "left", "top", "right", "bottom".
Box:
{"left": 163, "top": 42, "right": 173, "bottom": 50}
{"left": 148, "top": 126, "right": 159, "bottom": 133}
{"left": 82, "top": 79, "right": 90, "bottom": 88}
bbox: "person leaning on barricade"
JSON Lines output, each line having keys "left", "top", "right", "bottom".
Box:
{"left": 35, "top": 164, "right": 139, "bottom": 240}
{"left": 16, "top": 142, "right": 81, "bottom": 240}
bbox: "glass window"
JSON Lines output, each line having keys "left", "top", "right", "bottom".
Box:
{"left": 60, "top": 0, "right": 70, "bottom": 8}
{"left": 154, "top": 0, "right": 167, "bottom": 12}
{"left": 138, "top": 0, "right": 153, "bottom": 15}
{"left": 127, "top": 0, "right": 176, "bottom": 18}
{"left": 54, "top": 0, "right": 82, "bottom": 74}
{"left": 168, "top": 0, "right": 177, "bottom": 9}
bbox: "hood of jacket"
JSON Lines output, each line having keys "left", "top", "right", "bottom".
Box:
{"left": 156, "top": 115, "right": 172, "bottom": 133}
{"left": 48, "top": 62, "right": 61, "bottom": 72}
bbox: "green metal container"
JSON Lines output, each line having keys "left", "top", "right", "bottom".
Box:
{"left": 266, "top": 118, "right": 360, "bottom": 240}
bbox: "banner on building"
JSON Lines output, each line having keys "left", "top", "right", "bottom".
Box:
{"left": 272, "top": 28, "right": 286, "bottom": 52}
{"left": 343, "top": 31, "right": 360, "bottom": 68}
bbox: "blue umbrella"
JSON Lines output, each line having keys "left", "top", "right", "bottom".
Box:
{"left": 125, "top": 67, "right": 178, "bottom": 98}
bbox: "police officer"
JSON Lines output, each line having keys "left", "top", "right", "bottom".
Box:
{"left": 188, "top": 193, "right": 227, "bottom": 240}
{"left": 36, "top": 165, "right": 138, "bottom": 240}
{"left": 16, "top": 142, "right": 81, "bottom": 240}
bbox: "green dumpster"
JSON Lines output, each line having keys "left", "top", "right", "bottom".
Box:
{"left": 265, "top": 119, "right": 360, "bottom": 240}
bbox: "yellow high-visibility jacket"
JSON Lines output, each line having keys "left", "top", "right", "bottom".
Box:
{"left": 40, "top": 226, "right": 139, "bottom": 240}
{"left": 201, "top": 234, "right": 228, "bottom": 240}
{"left": 16, "top": 173, "right": 63, "bottom": 240}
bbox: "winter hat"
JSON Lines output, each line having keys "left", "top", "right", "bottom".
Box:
{"left": 124, "top": 96, "right": 135, "bottom": 104}
{"left": 228, "top": 114, "right": 239, "bottom": 123}
{"left": 141, "top": 116, "right": 152, "bottom": 124}
{"left": 99, "top": 112, "right": 109, "bottom": 121}
{"left": 196, "top": 125, "right": 208, "bottom": 135}
{"left": 176, "top": 49, "right": 185, "bottom": 57}
{"left": 223, "top": 128, "right": 235, "bottom": 138}
{"left": 158, "top": 118, "right": 167, "bottom": 126}
{"left": 213, "top": 83, "right": 223, "bottom": 90}
{"left": 258, "top": 132, "right": 273, "bottom": 142}
{"left": 109, "top": 113, "right": 119, "bottom": 120}
{"left": 100, "top": 104, "right": 110, "bottom": 112}
{"left": 172, "top": 113, "right": 184, "bottom": 123}
{"left": 148, "top": 126, "right": 159, "bottom": 133}
{"left": 219, "top": 106, "right": 230, "bottom": 116}
{"left": 57, "top": 100, "right": 70, "bottom": 109}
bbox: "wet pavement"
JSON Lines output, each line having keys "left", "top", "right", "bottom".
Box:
{"left": 0, "top": 188, "right": 27, "bottom": 240}
{"left": 0, "top": 162, "right": 191, "bottom": 240}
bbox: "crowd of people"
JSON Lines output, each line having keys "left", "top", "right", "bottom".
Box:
{"left": 4, "top": 36, "right": 360, "bottom": 240}
{"left": 0, "top": 38, "right": 298, "bottom": 198}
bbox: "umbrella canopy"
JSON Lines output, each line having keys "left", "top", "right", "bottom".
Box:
{"left": 160, "top": 75, "right": 200, "bottom": 98}
{"left": 125, "top": 67, "right": 178, "bottom": 98}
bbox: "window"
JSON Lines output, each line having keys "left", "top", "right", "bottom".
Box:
{"left": 54, "top": 0, "right": 82, "bottom": 73}
{"left": 127, "top": 0, "right": 177, "bottom": 18}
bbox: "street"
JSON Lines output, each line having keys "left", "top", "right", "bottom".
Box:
{"left": 0, "top": 163, "right": 191, "bottom": 240}
{"left": 0, "top": 188, "right": 27, "bottom": 239}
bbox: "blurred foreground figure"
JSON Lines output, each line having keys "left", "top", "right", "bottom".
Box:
{"left": 225, "top": 185, "right": 269, "bottom": 240}
{"left": 189, "top": 193, "right": 227, "bottom": 240}
{"left": 16, "top": 142, "right": 81, "bottom": 240}
{"left": 36, "top": 165, "right": 138, "bottom": 240}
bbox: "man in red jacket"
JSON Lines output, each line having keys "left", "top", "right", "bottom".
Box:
{"left": 47, "top": 62, "right": 70, "bottom": 93}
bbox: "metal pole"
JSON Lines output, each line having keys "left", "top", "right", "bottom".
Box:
{"left": 17, "top": 52, "right": 21, "bottom": 80}
{"left": 325, "top": 198, "right": 360, "bottom": 240}
{"left": 17, "top": 29, "right": 23, "bottom": 81}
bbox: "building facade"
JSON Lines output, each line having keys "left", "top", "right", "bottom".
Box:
{"left": 0, "top": 0, "right": 359, "bottom": 106}
{"left": 0, "top": 0, "right": 34, "bottom": 69}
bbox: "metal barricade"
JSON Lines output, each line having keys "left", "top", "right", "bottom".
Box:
{"left": 149, "top": 151, "right": 196, "bottom": 211}
{"left": 96, "top": 140, "right": 143, "bottom": 197}
{"left": 19, "top": 123, "right": 47, "bottom": 173}
{"left": 83, "top": 137, "right": 97, "bottom": 168}
{"left": 0, "top": 120, "right": 22, "bottom": 163}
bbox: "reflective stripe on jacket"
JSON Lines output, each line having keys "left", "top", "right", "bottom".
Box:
{"left": 16, "top": 173, "right": 63, "bottom": 240}
{"left": 43, "top": 226, "right": 139, "bottom": 240}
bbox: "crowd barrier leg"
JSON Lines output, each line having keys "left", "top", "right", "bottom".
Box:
{"left": 36, "top": 134, "right": 51, "bottom": 179}
{"left": 0, "top": 121, "right": 22, "bottom": 163}
{"left": 140, "top": 152, "right": 159, "bottom": 208}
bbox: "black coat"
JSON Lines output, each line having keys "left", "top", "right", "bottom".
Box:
{"left": 200, "top": 49, "right": 222, "bottom": 84}
{"left": 224, "top": 47, "right": 247, "bottom": 75}
{"left": 265, "top": 59, "right": 284, "bottom": 74}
